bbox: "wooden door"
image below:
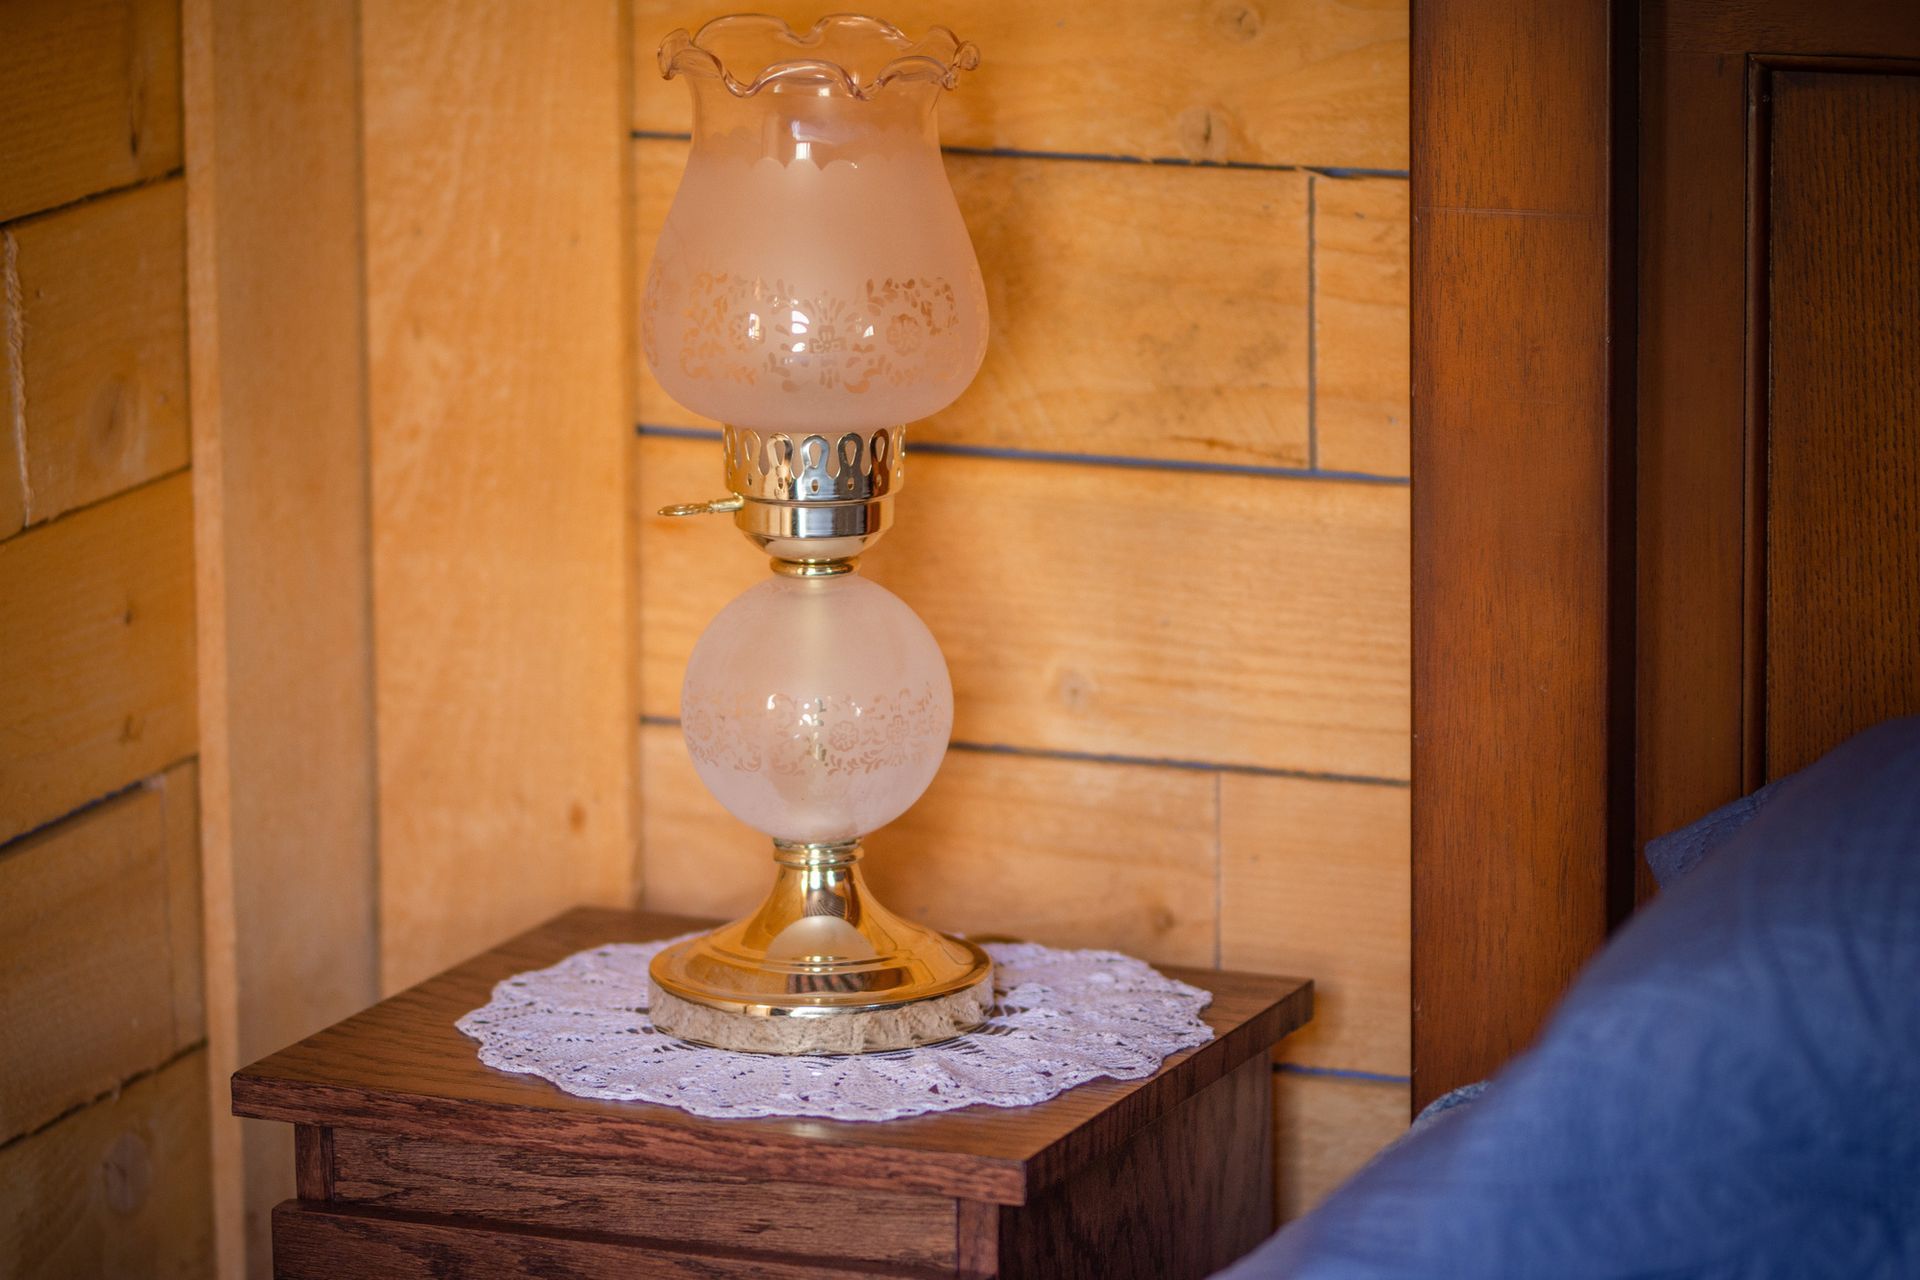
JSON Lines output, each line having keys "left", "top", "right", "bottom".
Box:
{"left": 1638, "top": 2, "right": 1920, "bottom": 899}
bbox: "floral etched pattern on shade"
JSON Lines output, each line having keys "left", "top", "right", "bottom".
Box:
{"left": 658, "top": 271, "right": 970, "bottom": 395}
{"left": 679, "top": 573, "right": 953, "bottom": 844}
{"left": 683, "top": 684, "right": 947, "bottom": 778}
{"left": 640, "top": 13, "right": 988, "bottom": 433}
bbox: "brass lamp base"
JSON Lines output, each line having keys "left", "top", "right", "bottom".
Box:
{"left": 647, "top": 840, "right": 992, "bottom": 1055}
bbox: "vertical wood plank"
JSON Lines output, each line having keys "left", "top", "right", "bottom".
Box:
{"left": 1412, "top": 0, "right": 1633, "bottom": 1109}
{"left": 0, "top": 0, "right": 183, "bottom": 223}
{"left": 1763, "top": 69, "right": 1920, "bottom": 778}
{"left": 1221, "top": 775, "right": 1409, "bottom": 1076}
{"left": 0, "top": 471, "right": 196, "bottom": 843}
{"left": 5, "top": 179, "right": 189, "bottom": 528}
{"left": 183, "top": 1, "right": 379, "bottom": 1272}
{"left": 1313, "top": 177, "right": 1410, "bottom": 476}
{"left": 362, "top": 0, "right": 637, "bottom": 993}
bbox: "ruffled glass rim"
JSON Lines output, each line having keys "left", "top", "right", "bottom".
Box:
{"left": 659, "top": 13, "right": 979, "bottom": 100}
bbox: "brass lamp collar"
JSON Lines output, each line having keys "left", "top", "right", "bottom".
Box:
{"left": 658, "top": 425, "right": 905, "bottom": 559}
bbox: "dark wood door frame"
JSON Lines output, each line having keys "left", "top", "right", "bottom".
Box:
{"left": 1410, "top": 0, "right": 1640, "bottom": 1111}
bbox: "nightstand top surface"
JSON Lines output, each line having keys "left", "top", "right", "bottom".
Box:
{"left": 233, "top": 907, "right": 1310, "bottom": 1205}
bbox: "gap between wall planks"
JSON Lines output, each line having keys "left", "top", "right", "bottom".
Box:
{"left": 630, "top": 0, "right": 1408, "bottom": 172}
{"left": 183, "top": 0, "right": 379, "bottom": 1273}
{"left": 360, "top": 0, "right": 639, "bottom": 997}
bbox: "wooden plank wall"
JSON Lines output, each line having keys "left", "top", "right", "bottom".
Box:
{"left": 630, "top": 0, "right": 1410, "bottom": 1221}
{"left": 359, "top": 0, "right": 639, "bottom": 1000}
{"left": 0, "top": 1, "right": 213, "bottom": 1275}
{"left": 182, "top": 0, "right": 380, "bottom": 1272}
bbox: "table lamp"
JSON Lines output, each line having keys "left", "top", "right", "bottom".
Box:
{"left": 640, "top": 14, "right": 991, "bottom": 1054}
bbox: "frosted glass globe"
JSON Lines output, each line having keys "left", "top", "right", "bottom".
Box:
{"left": 681, "top": 573, "right": 952, "bottom": 844}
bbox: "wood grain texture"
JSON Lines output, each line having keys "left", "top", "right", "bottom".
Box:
{"left": 1635, "top": 40, "right": 1749, "bottom": 901}
{"left": 361, "top": 0, "right": 638, "bottom": 994}
{"left": 0, "top": 764, "right": 201, "bottom": 1144}
{"left": 4, "top": 178, "right": 188, "bottom": 531}
{"left": 637, "top": 141, "right": 1312, "bottom": 469}
{"left": 181, "top": 0, "right": 381, "bottom": 1270}
{"left": 986, "top": 1053, "right": 1272, "bottom": 1280}
{"left": 0, "top": 373, "right": 22, "bottom": 537}
{"left": 1650, "top": 0, "right": 1920, "bottom": 56}
{"left": 326, "top": 1128, "right": 957, "bottom": 1269}
{"left": 232, "top": 908, "right": 1311, "bottom": 1209}
{"left": 0, "top": 471, "right": 195, "bottom": 842}
{"left": 632, "top": 0, "right": 1407, "bottom": 170}
{"left": 0, "top": 0, "right": 182, "bottom": 223}
{"left": 1763, "top": 69, "right": 1920, "bottom": 778}
{"left": 640, "top": 437, "right": 1410, "bottom": 780}
{"left": 640, "top": 725, "right": 1220, "bottom": 968}
{"left": 1273, "top": 1071, "right": 1407, "bottom": 1222}
{"left": 1313, "top": 176, "right": 1410, "bottom": 476}
{"left": 270, "top": 1201, "right": 946, "bottom": 1280}
{"left": 295, "top": 1126, "right": 334, "bottom": 1202}
{"left": 1221, "top": 775, "right": 1409, "bottom": 1075}
{"left": 0, "top": 1048, "right": 213, "bottom": 1279}
{"left": 1411, "top": 0, "right": 1630, "bottom": 1109}
{"left": 1636, "top": 11, "right": 1920, "bottom": 904}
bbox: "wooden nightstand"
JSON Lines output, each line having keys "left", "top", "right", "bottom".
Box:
{"left": 233, "top": 908, "right": 1311, "bottom": 1279}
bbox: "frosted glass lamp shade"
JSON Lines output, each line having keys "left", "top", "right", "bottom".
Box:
{"left": 680, "top": 573, "right": 953, "bottom": 844}
{"left": 641, "top": 15, "right": 988, "bottom": 435}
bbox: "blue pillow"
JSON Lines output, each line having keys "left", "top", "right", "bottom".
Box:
{"left": 1221, "top": 717, "right": 1920, "bottom": 1279}
{"left": 1644, "top": 777, "right": 1784, "bottom": 888}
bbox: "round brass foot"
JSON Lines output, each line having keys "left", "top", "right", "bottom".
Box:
{"left": 647, "top": 840, "right": 993, "bottom": 1054}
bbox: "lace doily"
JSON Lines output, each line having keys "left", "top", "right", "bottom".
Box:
{"left": 457, "top": 934, "right": 1215, "bottom": 1122}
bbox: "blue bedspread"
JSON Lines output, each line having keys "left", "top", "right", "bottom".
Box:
{"left": 1222, "top": 718, "right": 1920, "bottom": 1279}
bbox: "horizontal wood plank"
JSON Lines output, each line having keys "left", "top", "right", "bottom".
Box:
{"left": 1313, "top": 176, "right": 1410, "bottom": 476}
{"left": 637, "top": 141, "right": 1312, "bottom": 469}
{"left": 0, "top": 0, "right": 183, "bottom": 223}
{"left": 1273, "top": 1071, "right": 1407, "bottom": 1223}
{"left": 0, "top": 471, "right": 197, "bottom": 842}
{"left": 328, "top": 1128, "right": 956, "bottom": 1269}
{"left": 4, "top": 178, "right": 189, "bottom": 530}
{"left": 0, "top": 1049, "right": 213, "bottom": 1278}
{"left": 1221, "top": 774, "right": 1409, "bottom": 1075}
{"left": 640, "top": 725, "right": 1219, "bottom": 967}
{"left": 631, "top": 1, "right": 1409, "bottom": 171}
{"left": 639, "top": 437, "right": 1409, "bottom": 779}
{"left": 0, "top": 763, "right": 203, "bottom": 1143}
